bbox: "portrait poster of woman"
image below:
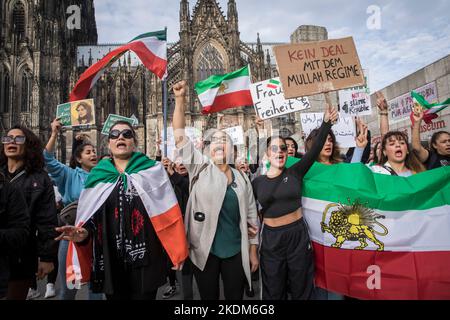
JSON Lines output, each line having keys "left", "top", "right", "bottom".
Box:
{"left": 71, "top": 99, "right": 95, "bottom": 127}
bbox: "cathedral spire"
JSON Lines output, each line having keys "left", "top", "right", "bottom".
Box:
{"left": 256, "top": 33, "right": 263, "bottom": 54}
{"left": 180, "top": 0, "right": 190, "bottom": 31}
{"left": 228, "top": 0, "right": 238, "bottom": 26}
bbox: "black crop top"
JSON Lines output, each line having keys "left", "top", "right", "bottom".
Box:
{"left": 252, "top": 121, "right": 332, "bottom": 219}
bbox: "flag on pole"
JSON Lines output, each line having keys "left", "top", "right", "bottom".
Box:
{"left": 66, "top": 153, "right": 188, "bottom": 285}
{"left": 69, "top": 30, "right": 167, "bottom": 102}
{"left": 411, "top": 91, "right": 450, "bottom": 125}
{"left": 195, "top": 66, "right": 253, "bottom": 114}
{"left": 285, "top": 157, "right": 450, "bottom": 300}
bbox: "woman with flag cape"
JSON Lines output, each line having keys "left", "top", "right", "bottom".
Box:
{"left": 56, "top": 121, "right": 188, "bottom": 300}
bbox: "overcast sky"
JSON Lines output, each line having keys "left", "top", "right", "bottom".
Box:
{"left": 94, "top": 0, "right": 450, "bottom": 92}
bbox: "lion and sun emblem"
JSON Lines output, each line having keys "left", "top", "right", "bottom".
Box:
{"left": 321, "top": 199, "right": 389, "bottom": 251}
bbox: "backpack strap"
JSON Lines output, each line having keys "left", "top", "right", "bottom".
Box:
{"left": 382, "top": 165, "right": 398, "bottom": 176}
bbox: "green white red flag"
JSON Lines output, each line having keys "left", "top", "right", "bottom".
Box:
{"left": 69, "top": 30, "right": 167, "bottom": 102}
{"left": 195, "top": 66, "right": 253, "bottom": 114}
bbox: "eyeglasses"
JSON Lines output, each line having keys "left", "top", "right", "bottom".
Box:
{"left": 211, "top": 137, "right": 228, "bottom": 144}
{"left": 270, "top": 145, "right": 288, "bottom": 153}
{"left": 1, "top": 135, "right": 26, "bottom": 145}
{"left": 109, "top": 129, "right": 134, "bottom": 140}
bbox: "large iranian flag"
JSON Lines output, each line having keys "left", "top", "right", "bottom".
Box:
{"left": 69, "top": 30, "right": 167, "bottom": 102}
{"left": 411, "top": 91, "right": 450, "bottom": 125}
{"left": 195, "top": 65, "right": 254, "bottom": 114}
{"left": 286, "top": 157, "right": 450, "bottom": 300}
{"left": 66, "top": 153, "right": 188, "bottom": 286}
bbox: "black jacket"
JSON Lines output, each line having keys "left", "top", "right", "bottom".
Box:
{"left": 0, "top": 177, "right": 30, "bottom": 296}
{"left": 169, "top": 172, "right": 189, "bottom": 217}
{"left": 1, "top": 166, "right": 58, "bottom": 276}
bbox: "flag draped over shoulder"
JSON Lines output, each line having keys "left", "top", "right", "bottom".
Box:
{"left": 286, "top": 157, "right": 450, "bottom": 300}
{"left": 195, "top": 65, "right": 253, "bottom": 114}
{"left": 411, "top": 91, "right": 450, "bottom": 125}
{"left": 69, "top": 30, "right": 167, "bottom": 102}
{"left": 66, "top": 153, "right": 188, "bottom": 286}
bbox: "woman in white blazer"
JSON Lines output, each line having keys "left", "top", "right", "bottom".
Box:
{"left": 172, "top": 81, "right": 259, "bottom": 300}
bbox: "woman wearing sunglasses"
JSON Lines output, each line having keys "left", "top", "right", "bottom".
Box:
{"left": 0, "top": 126, "right": 58, "bottom": 300}
{"left": 43, "top": 119, "right": 102, "bottom": 300}
{"left": 251, "top": 104, "right": 339, "bottom": 300}
{"left": 56, "top": 121, "right": 188, "bottom": 300}
{"left": 173, "top": 81, "right": 260, "bottom": 300}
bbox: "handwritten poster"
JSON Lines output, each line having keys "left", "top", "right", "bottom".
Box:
{"left": 274, "top": 37, "right": 365, "bottom": 99}
{"left": 388, "top": 82, "right": 438, "bottom": 124}
{"left": 160, "top": 127, "right": 203, "bottom": 161}
{"left": 338, "top": 88, "right": 372, "bottom": 117}
{"left": 300, "top": 112, "right": 356, "bottom": 148}
{"left": 250, "top": 77, "right": 311, "bottom": 120}
{"left": 56, "top": 99, "right": 95, "bottom": 128}
{"left": 223, "top": 126, "right": 244, "bottom": 146}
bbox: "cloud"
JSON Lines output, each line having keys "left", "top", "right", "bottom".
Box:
{"left": 92, "top": 0, "right": 450, "bottom": 91}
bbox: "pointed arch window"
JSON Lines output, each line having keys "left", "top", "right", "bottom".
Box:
{"left": 21, "top": 71, "right": 32, "bottom": 112}
{"left": 12, "top": 1, "right": 26, "bottom": 39}
{"left": 1, "top": 69, "right": 10, "bottom": 113}
{"left": 196, "top": 43, "right": 225, "bottom": 82}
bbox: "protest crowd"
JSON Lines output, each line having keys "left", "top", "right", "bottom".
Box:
{"left": 1, "top": 30, "right": 450, "bottom": 301}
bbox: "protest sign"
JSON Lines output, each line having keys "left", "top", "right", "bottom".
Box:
{"left": 223, "top": 126, "right": 244, "bottom": 145}
{"left": 388, "top": 81, "right": 438, "bottom": 124}
{"left": 338, "top": 88, "right": 372, "bottom": 117}
{"left": 101, "top": 114, "right": 136, "bottom": 136}
{"left": 274, "top": 37, "right": 365, "bottom": 99}
{"left": 250, "top": 77, "right": 311, "bottom": 120}
{"left": 300, "top": 112, "right": 356, "bottom": 148}
{"left": 160, "top": 127, "right": 203, "bottom": 161}
{"left": 56, "top": 99, "right": 95, "bottom": 127}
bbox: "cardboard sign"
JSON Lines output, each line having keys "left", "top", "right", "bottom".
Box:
{"left": 56, "top": 99, "right": 95, "bottom": 128}
{"left": 101, "top": 114, "right": 137, "bottom": 136}
{"left": 338, "top": 88, "right": 372, "bottom": 117}
{"left": 250, "top": 77, "right": 311, "bottom": 120}
{"left": 274, "top": 37, "right": 365, "bottom": 99}
{"left": 388, "top": 81, "right": 438, "bottom": 124}
{"left": 223, "top": 126, "right": 244, "bottom": 146}
{"left": 160, "top": 127, "right": 203, "bottom": 161}
{"left": 300, "top": 112, "right": 356, "bottom": 148}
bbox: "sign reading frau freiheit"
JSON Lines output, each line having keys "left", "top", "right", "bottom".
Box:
{"left": 388, "top": 81, "right": 438, "bottom": 124}
{"left": 274, "top": 37, "right": 365, "bottom": 99}
{"left": 250, "top": 77, "right": 311, "bottom": 120}
{"left": 300, "top": 112, "right": 356, "bottom": 148}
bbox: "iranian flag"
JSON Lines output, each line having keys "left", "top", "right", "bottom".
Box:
{"left": 69, "top": 30, "right": 167, "bottom": 102}
{"left": 411, "top": 91, "right": 450, "bottom": 125}
{"left": 286, "top": 157, "right": 450, "bottom": 300}
{"left": 195, "top": 65, "right": 254, "bottom": 114}
{"left": 66, "top": 153, "right": 188, "bottom": 286}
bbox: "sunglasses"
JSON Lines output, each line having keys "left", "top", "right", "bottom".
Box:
{"left": 109, "top": 129, "right": 134, "bottom": 140}
{"left": 270, "top": 145, "right": 288, "bottom": 153}
{"left": 2, "top": 135, "right": 26, "bottom": 145}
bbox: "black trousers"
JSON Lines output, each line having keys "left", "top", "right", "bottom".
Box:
{"left": 260, "top": 218, "right": 314, "bottom": 300}
{"left": 193, "top": 253, "right": 245, "bottom": 300}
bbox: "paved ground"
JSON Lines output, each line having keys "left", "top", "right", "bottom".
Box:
{"left": 34, "top": 272, "right": 261, "bottom": 300}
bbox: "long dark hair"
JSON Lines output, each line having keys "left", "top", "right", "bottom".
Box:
{"left": 430, "top": 131, "right": 450, "bottom": 154}
{"left": 285, "top": 137, "right": 302, "bottom": 158}
{"left": 0, "top": 125, "right": 45, "bottom": 174}
{"left": 380, "top": 131, "right": 425, "bottom": 174}
{"left": 372, "top": 141, "right": 381, "bottom": 164}
{"left": 70, "top": 142, "right": 95, "bottom": 169}
{"left": 305, "top": 128, "right": 342, "bottom": 164}
{"left": 76, "top": 101, "right": 93, "bottom": 124}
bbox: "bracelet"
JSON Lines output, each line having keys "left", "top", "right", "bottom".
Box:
{"left": 379, "top": 112, "right": 388, "bottom": 116}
